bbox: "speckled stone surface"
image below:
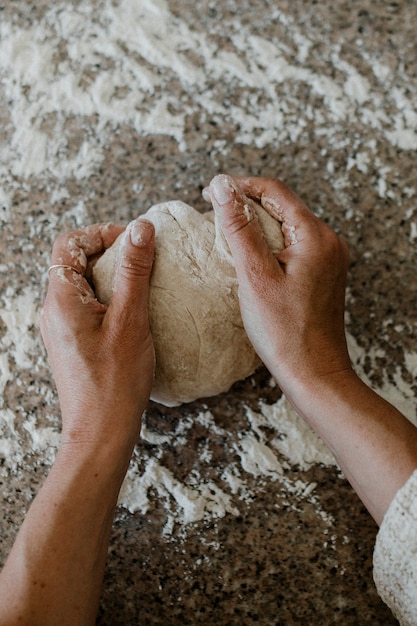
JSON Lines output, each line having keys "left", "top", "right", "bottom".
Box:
{"left": 1, "top": 0, "right": 417, "bottom": 624}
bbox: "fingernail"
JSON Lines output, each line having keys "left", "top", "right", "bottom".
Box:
{"left": 211, "top": 175, "right": 235, "bottom": 205}
{"left": 201, "top": 186, "right": 211, "bottom": 203}
{"left": 130, "top": 219, "right": 154, "bottom": 247}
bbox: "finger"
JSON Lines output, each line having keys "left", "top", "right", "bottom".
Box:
{"left": 50, "top": 223, "right": 125, "bottom": 273}
{"left": 108, "top": 218, "right": 155, "bottom": 330}
{"left": 47, "top": 222, "right": 124, "bottom": 303}
{"left": 208, "top": 174, "right": 282, "bottom": 282}
{"left": 44, "top": 224, "right": 126, "bottom": 338}
{"left": 85, "top": 224, "right": 126, "bottom": 279}
{"left": 234, "top": 176, "right": 318, "bottom": 248}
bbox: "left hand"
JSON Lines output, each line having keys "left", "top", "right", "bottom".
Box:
{"left": 41, "top": 219, "right": 155, "bottom": 460}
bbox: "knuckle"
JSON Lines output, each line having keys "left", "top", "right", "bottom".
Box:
{"left": 223, "top": 213, "right": 251, "bottom": 235}
{"left": 53, "top": 230, "right": 79, "bottom": 249}
{"left": 51, "top": 231, "right": 82, "bottom": 265}
{"left": 222, "top": 203, "right": 256, "bottom": 236}
{"left": 119, "top": 251, "right": 153, "bottom": 277}
{"left": 52, "top": 233, "right": 70, "bottom": 255}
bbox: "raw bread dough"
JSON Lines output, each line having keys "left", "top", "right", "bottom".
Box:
{"left": 93, "top": 197, "right": 284, "bottom": 406}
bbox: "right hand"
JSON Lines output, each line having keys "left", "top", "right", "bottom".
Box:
{"left": 206, "top": 174, "right": 352, "bottom": 400}
{"left": 207, "top": 175, "right": 417, "bottom": 530}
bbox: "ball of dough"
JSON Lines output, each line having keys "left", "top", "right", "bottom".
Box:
{"left": 92, "top": 198, "right": 284, "bottom": 406}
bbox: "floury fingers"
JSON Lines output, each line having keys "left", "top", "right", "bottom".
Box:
{"left": 47, "top": 264, "right": 83, "bottom": 277}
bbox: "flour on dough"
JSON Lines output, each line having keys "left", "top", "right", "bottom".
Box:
{"left": 93, "top": 196, "right": 284, "bottom": 406}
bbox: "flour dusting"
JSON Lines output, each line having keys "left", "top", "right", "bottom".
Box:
{"left": 116, "top": 394, "right": 337, "bottom": 535}
{"left": 0, "top": 290, "right": 42, "bottom": 397}
{"left": 1, "top": 0, "right": 417, "bottom": 194}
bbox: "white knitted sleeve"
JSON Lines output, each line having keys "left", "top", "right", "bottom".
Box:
{"left": 373, "top": 469, "right": 417, "bottom": 626}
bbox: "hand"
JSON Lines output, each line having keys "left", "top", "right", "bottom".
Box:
{"left": 206, "top": 174, "right": 351, "bottom": 401}
{"left": 0, "top": 219, "right": 156, "bottom": 626}
{"left": 205, "top": 175, "right": 417, "bottom": 526}
{"left": 41, "top": 218, "right": 155, "bottom": 461}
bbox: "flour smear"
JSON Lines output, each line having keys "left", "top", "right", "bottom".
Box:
{"left": 1, "top": 0, "right": 417, "bottom": 187}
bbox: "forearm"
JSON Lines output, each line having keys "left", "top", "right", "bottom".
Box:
{"left": 207, "top": 175, "right": 417, "bottom": 526}
{"left": 3, "top": 216, "right": 156, "bottom": 625}
{"left": 0, "top": 443, "right": 131, "bottom": 626}
{"left": 282, "top": 369, "right": 417, "bottom": 525}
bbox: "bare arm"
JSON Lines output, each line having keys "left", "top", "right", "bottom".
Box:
{"left": 0, "top": 218, "right": 155, "bottom": 625}
{"left": 206, "top": 174, "right": 417, "bottom": 526}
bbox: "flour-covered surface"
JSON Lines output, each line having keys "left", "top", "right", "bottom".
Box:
{"left": 1, "top": 0, "right": 416, "bottom": 623}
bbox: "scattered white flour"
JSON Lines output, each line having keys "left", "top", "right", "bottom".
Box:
{"left": 0, "top": 289, "right": 42, "bottom": 394}
{"left": 119, "top": 458, "right": 240, "bottom": 534}
{"left": 117, "top": 394, "right": 337, "bottom": 535}
{"left": 347, "top": 331, "right": 417, "bottom": 427}
{"left": 0, "top": 408, "right": 25, "bottom": 471}
{"left": 250, "top": 399, "right": 336, "bottom": 470}
{"left": 22, "top": 416, "right": 61, "bottom": 463}
{"left": 0, "top": 0, "right": 417, "bottom": 196}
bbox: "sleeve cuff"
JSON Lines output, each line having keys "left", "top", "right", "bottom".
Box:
{"left": 374, "top": 468, "right": 417, "bottom": 626}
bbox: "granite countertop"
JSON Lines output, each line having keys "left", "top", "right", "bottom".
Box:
{"left": 1, "top": 1, "right": 416, "bottom": 624}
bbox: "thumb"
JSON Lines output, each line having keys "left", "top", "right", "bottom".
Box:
{"left": 208, "top": 174, "right": 281, "bottom": 281}
{"left": 110, "top": 218, "right": 155, "bottom": 318}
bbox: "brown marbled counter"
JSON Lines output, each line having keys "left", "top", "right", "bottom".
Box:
{"left": 1, "top": 0, "right": 417, "bottom": 623}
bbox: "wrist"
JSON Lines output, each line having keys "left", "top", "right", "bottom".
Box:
{"left": 268, "top": 346, "right": 354, "bottom": 404}
{"left": 55, "top": 413, "right": 141, "bottom": 493}
{"left": 50, "top": 442, "right": 132, "bottom": 509}
{"left": 276, "top": 364, "right": 360, "bottom": 424}
{"left": 59, "top": 402, "right": 146, "bottom": 461}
